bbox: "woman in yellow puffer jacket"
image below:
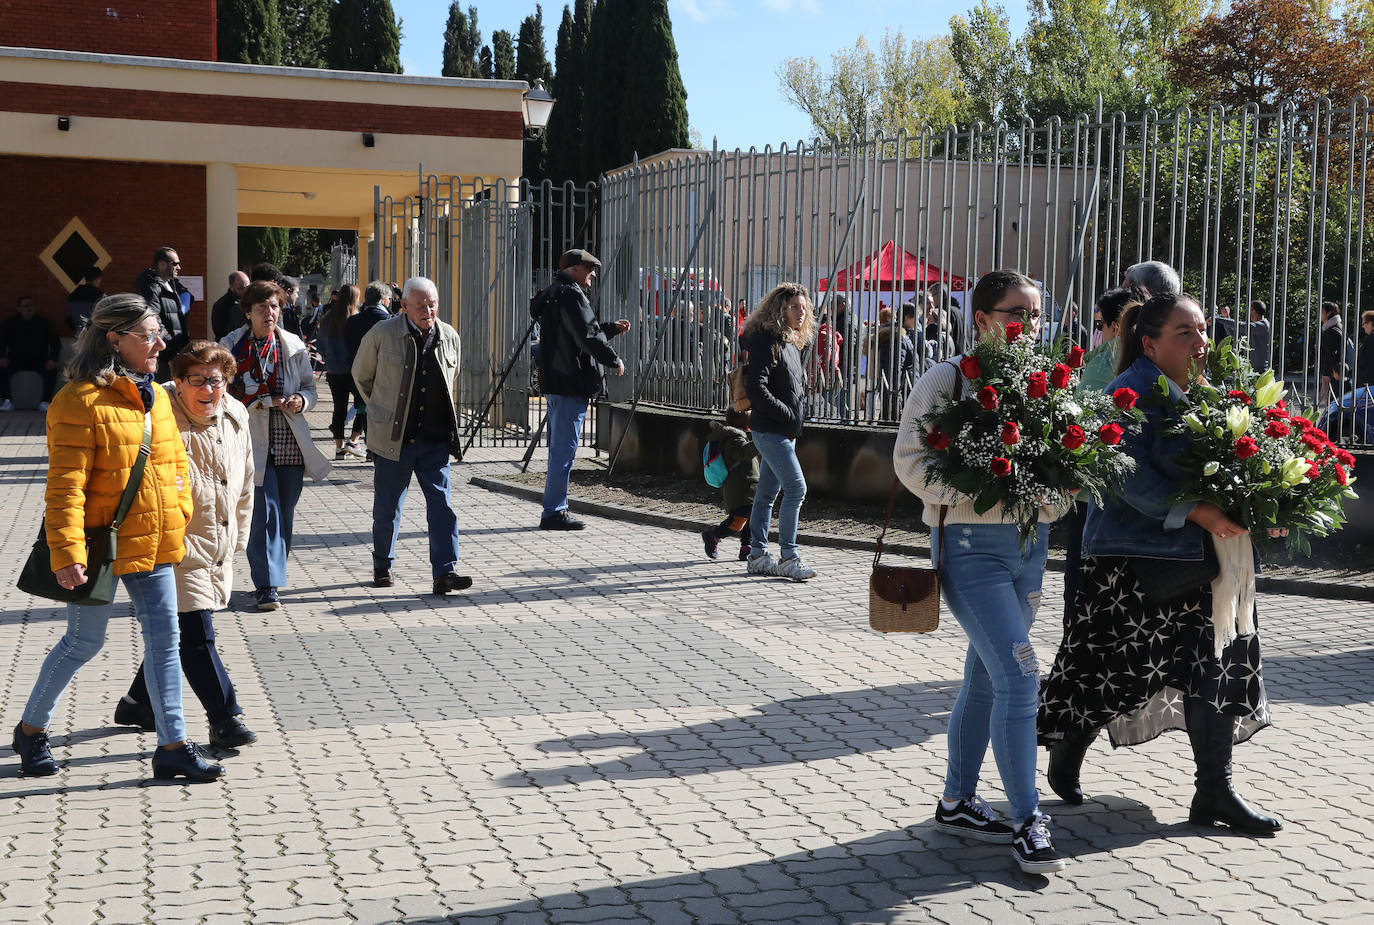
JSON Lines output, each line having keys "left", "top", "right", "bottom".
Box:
{"left": 11, "top": 294, "right": 223, "bottom": 783}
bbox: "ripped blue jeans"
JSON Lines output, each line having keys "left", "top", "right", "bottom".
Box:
{"left": 934, "top": 522, "right": 1049, "bottom": 824}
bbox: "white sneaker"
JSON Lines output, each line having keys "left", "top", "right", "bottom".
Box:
{"left": 746, "top": 553, "right": 777, "bottom": 575}
{"left": 772, "top": 556, "right": 817, "bottom": 581}
{"left": 38, "top": 401, "right": 50, "bottom": 412}
{"left": 0, "top": 399, "right": 12, "bottom": 412}
{"left": 343, "top": 440, "right": 366, "bottom": 459}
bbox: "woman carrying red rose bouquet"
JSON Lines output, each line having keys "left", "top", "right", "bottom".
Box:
{"left": 1038, "top": 292, "right": 1284, "bottom": 838}
{"left": 894, "top": 269, "right": 1108, "bottom": 875}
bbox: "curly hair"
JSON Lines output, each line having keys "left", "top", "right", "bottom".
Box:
{"left": 740, "top": 282, "right": 815, "bottom": 346}
{"left": 171, "top": 340, "right": 236, "bottom": 381}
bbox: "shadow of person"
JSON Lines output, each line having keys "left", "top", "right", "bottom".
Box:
{"left": 496, "top": 681, "right": 961, "bottom": 788}
{"left": 1261, "top": 648, "right": 1374, "bottom": 706}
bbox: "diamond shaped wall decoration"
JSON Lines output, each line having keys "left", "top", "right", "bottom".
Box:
{"left": 39, "top": 217, "right": 111, "bottom": 292}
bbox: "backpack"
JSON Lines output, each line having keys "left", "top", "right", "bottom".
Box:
{"left": 702, "top": 440, "right": 728, "bottom": 488}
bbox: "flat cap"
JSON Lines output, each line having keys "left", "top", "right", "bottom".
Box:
{"left": 560, "top": 248, "right": 602, "bottom": 269}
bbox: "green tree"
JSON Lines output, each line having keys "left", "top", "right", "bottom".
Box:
{"left": 948, "top": 1, "right": 1027, "bottom": 123}
{"left": 546, "top": 0, "right": 593, "bottom": 182}
{"left": 442, "top": 4, "right": 481, "bottom": 78}
{"left": 492, "top": 30, "right": 516, "bottom": 79}
{"left": 479, "top": 45, "right": 494, "bottom": 78}
{"left": 279, "top": 0, "right": 329, "bottom": 67}
{"left": 778, "top": 30, "right": 971, "bottom": 141}
{"left": 238, "top": 227, "right": 289, "bottom": 270}
{"left": 328, "top": 0, "right": 403, "bottom": 74}
{"left": 517, "top": 6, "right": 556, "bottom": 181}
{"left": 217, "top": 0, "right": 283, "bottom": 66}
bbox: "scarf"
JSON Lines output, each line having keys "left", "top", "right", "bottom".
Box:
{"left": 230, "top": 330, "right": 278, "bottom": 407}
{"left": 114, "top": 362, "right": 156, "bottom": 412}
{"left": 169, "top": 382, "right": 217, "bottom": 428}
{"left": 1210, "top": 533, "right": 1256, "bottom": 659}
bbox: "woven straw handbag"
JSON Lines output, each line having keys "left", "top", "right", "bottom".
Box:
{"left": 869, "top": 477, "right": 945, "bottom": 633}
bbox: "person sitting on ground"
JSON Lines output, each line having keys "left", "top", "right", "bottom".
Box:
{"left": 115, "top": 340, "right": 258, "bottom": 751}
{"left": 700, "top": 408, "right": 759, "bottom": 562}
{"left": 0, "top": 295, "right": 62, "bottom": 412}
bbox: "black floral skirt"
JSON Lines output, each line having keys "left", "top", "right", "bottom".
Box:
{"left": 1038, "top": 556, "right": 1270, "bottom": 748}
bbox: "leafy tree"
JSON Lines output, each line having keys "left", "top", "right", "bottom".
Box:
{"left": 479, "top": 45, "right": 494, "bottom": 79}
{"left": 218, "top": 0, "right": 283, "bottom": 66}
{"left": 492, "top": 29, "right": 516, "bottom": 79}
{"left": 779, "top": 30, "right": 971, "bottom": 141}
{"left": 584, "top": 0, "right": 632, "bottom": 171}
{"left": 1166, "top": 0, "right": 1374, "bottom": 107}
{"left": 948, "top": 1, "right": 1026, "bottom": 123}
{"left": 238, "top": 227, "right": 289, "bottom": 270}
{"left": 279, "top": 0, "right": 329, "bottom": 67}
{"left": 517, "top": 6, "right": 556, "bottom": 181}
{"left": 442, "top": 3, "right": 481, "bottom": 78}
{"left": 546, "top": 0, "right": 593, "bottom": 182}
{"left": 328, "top": 0, "right": 403, "bottom": 74}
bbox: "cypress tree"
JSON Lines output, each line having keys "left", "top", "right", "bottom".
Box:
{"left": 218, "top": 0, "right": 283, "bottom": 66}
{"left": 479, "top": 46, "right": 494, "bottom": 79}
{"left": 279, "top": 0, "right": 329, "bottom": 67}
{"left": 328, "top": 0, "right": 403, "bottom": 74}
{"left": 546, "top": 1, "right": 592, "bottom": 183}
{"left": 442, "top": 4, "right": 481, "bottom": 78}
{"left": 517, "top": 6, "right": 555, "bottom": 182}
{"left": 622, "top": 0, "right": 689, "bottom": 161}
{"left": 492, "top": 30, "right": 517, "bottom": 80}
{"left": 584, "top": 0, "right": 630, "bottom": 174}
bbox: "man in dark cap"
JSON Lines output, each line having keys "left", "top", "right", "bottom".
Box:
{"left": 529, "top": 249, "right": 631, "bottom": 530}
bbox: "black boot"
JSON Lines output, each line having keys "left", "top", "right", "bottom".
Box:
{"left": 151, "top": 741, "right": 225, "bottom": 783}
{"left": 1185, "top": 697, "right": 1281, "bottom": 836}
{"left": 1047, "top": 726, "right": 1098, "bottom": 805}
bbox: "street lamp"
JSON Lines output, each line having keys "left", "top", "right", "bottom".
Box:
{"left": 522, "top": 79, "right": 556, "bottom": 139}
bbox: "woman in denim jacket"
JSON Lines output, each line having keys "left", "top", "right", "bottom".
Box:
{"left": 895, "top": 269, "right": 1067, "bottom": 875}
{"left": 1038, "top": 292, "right": 1282, "bottom": 836}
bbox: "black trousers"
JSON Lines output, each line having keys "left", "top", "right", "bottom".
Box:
{"left": 127, "top": 609, "right": 241, "bottom": 725}
{"left": 325, "top": 372, "right": 366, "bottom": 441}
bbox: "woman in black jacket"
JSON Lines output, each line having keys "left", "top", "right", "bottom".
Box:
{"left": 739, "top": 283, "right": 816, "bottom": 581}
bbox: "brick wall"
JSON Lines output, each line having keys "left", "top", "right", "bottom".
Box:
{"left": 0, "top": 0, "right": 216, "bottom": 61}
{"left": 0, "top": 156, "right": 207, "bottom": 337}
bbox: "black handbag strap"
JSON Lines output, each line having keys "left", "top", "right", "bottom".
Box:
{"left": 874, "top": 476, "right": 946, "bottom": 571}
{"left": 111, "top": 412, "right": 153, "bottom": 530}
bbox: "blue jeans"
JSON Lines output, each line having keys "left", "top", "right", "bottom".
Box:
{"left": 372, "top": 439, "right": 460, "bottom": 577}
{"left": 542, "top": 394, "right": 588, "bottom": 518}
{"left": 934, "top": 522, "right": 1049, "bottom": 824}
{"left": 750, "top": 431, "right": 807, "bottom": 559}
{"left": 247, "top": 462, "right": 305, "bottom": 589}
{"left": 23, "top": 564, "right": 186, "bottom": 746}
{"left": 128, "top": 609, "right": 241, "bottom": 725}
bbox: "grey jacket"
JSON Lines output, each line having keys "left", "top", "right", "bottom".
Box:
{"left": 352, "top": 315, "right": 462, "bottom": 461}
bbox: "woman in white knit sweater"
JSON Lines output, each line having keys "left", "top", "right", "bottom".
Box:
{"left": 893, "top": 269, "right": 1069, "bottom": 875}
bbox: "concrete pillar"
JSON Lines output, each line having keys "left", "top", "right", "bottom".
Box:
{"left": 356, "top": 221, "right": 372, "bottom": 286}
{"left": 205, "top": 162, "right": 238, "bottom": 338}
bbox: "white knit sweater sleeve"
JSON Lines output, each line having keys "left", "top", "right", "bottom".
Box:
{"left": 893, "top": 361, "right": 971, "bottom": 510}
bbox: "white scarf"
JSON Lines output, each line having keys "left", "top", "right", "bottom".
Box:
{"left": 1210, "top": 534, "right": 1256, "bottom": 658}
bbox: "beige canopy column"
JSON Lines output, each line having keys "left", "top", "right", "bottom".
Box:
{"left": 205, "top": 161, "right": 238, "bottom": 335}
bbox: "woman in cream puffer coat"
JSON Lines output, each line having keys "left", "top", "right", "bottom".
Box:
{"left": 116, "top": 340, "right": 259, "bottom": 751}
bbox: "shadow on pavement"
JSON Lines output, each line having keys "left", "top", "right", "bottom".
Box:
{"left": 1262, "top": 648, "right": 1374, "bottom": 705}
{"left": 497, "top": 683, "right": 958, "bottom": 788}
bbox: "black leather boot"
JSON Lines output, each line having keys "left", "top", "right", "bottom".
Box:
{"left": 1185, "top": 697, "right": 1281, "bottom": 835}
{"left": 1047, "top": 726, "right": 1098, "bottom": 805}
{"left": 152, "top": 741, "right": 225, "bottom": 783}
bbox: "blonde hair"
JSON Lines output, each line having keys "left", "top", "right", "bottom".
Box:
{"left": 740, "top": 282, "right": 816, "bottom": 346}
{"left": 66, "top": 294, "right": 158, "bottom": 386}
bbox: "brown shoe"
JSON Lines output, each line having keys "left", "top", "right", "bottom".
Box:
{"left": 373, "top": 568, "right": 393, "bottom": 588}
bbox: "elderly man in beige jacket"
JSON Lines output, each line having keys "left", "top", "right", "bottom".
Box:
{"left": 352, "top": 277, "right": 471, "bottom": 596}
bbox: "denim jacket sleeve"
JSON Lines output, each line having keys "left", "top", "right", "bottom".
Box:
{"left": 1108, "top": 361, "right": 1196, "bottom": 530}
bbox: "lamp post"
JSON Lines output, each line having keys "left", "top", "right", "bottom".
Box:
{"left": 522, "top": 79, "right": 556, "bottom": 139}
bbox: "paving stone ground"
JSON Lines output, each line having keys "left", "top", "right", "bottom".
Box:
{"left": 1, "top": 402, "right": 1373, "bottom": 925}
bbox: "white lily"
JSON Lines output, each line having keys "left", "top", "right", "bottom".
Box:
{"left": 1254, "top": 373, "right": 1286, "bottom": 409}
{"left": 1225, "top": 405, "right": 1253, "bottom": 439}
{"left": 1203, "top": 461, "right": 1220, "bottom": 476}
{"left": 1280, "top": 456, "right": 1310, "bottom": 486}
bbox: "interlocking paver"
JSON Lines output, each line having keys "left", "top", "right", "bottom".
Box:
{"left": 0, "top": 406, "right": 1372, "bottom": 925}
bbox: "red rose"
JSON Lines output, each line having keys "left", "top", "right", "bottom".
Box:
{"left": 1001, "top": 421, "right": 1020, "bottom": 445}
{"left": 1336, "top": 449, "right": 1356, "bottom": 466}
{"left": 1227, "top": 389, "right": 1252, "bottom": 405}
{"left": 1098, "top": 423, "right": 1124, "bottom": 446}
{"left": 1005, "top": 321, "right": 1023, "bottom": 343}
{"left": 1233, "top": 435, "right": 1260, "bottom": 459}
{"left": 1112, "top": 387, "right": 1139, "bottom": 409}
{"left": 978, "top": 386, "right": 1000, "bottom": 411}
{"left": 1301, "top": 433, "right": 1325, "bottom": 452}
{"left": 1066, "top": 345, "right": 1086, "bottom": 369}
{"left": 1062, "top": 424, "right": 1086, "bottom": 450}
{"left": 1050, "top": 363, "right": 1073, "bottom": 389}
{"left": 1291, "top": 415, "right": 1313, "bottom": 428}
{"left": 1307, "top": 461, "right": 1321, "bottom": 478}
{"left": 1264, "top": 420, "right": 1291, "bottom": 438}
{"left": 1336, "top": 464, "right": 1349, "bottom": 486}
{"left": 960, "top": 356, "right": 982, "bottom": 380}
{"left": 990, "top": 457, "right": 1012, "bottom": 477}
{"left": 1027, "top": 371, "right": 1048, "bottom": 399}
{"left": 1305, "top": 425, "right": 1329, "bottom": 442}
{"left": 1265, "top": 407, "right": 1290, "bottom": 420}
{"left": 925, "top": 427, "right": 952, "bottom": 451}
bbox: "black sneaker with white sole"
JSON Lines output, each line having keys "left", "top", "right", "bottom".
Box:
{"left": 1011, "top": 815, "right": 1067, "bottom": 874}
{"left": 933, "top": 794, "right": 1014, "bottom": 843}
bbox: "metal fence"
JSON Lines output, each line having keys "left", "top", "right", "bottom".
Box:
{"left": 376, "top": 97, "right": 1374, "bottom": 449}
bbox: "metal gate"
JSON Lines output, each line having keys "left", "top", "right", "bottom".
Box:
{"left": 372, "top": 177, "right": 600, "bottom": 448}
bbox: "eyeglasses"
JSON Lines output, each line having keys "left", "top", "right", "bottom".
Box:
{"left": 183, "top": 375, "right": 227, "bottom": 389}
{"left": 117, "top": 328, "right": 169, "bottom": 345}
{"left": 1093, "top": 319, "right": 1105, "bottom": 331}
{"left": 989, "top": 307, "right": 1043, "bottom": 322}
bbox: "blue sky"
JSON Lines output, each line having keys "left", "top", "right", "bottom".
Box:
{"left": 392, "top": 0, "right": 1030, "bottom": 151}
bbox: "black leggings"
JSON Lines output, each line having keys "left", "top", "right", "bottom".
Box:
{"left": 325, "top": 372, "right": 366, "bottom": 441}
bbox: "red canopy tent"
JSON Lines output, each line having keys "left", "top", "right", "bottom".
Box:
{"left": 817, "top": 240, "right": 966, "bottom": 292}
